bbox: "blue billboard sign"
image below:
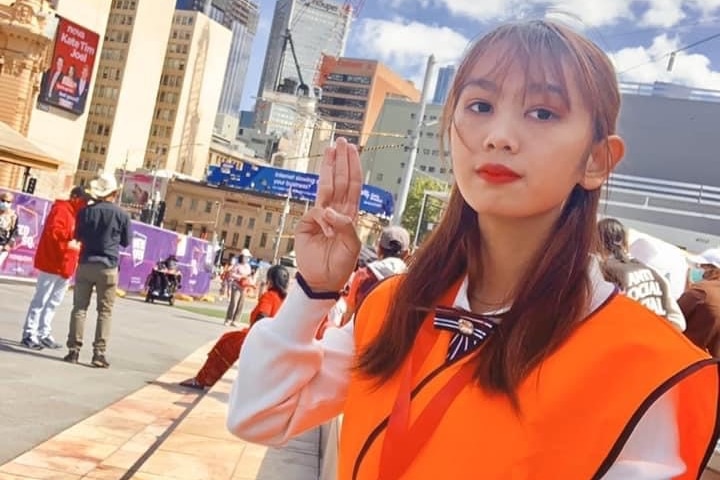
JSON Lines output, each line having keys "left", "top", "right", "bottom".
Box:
{"left": 207, "top": 163, "right": 394, "bottom": 218}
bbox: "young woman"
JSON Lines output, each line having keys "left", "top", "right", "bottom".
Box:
{"left": 227, "top": 20, "right": 720, "bottom": 479}
{"left": 598, "top": 218, "right": 686, "bottom": 331}
{"left": 180, "top": 264, "right": 290, "bottom": 391}
{"left": 224, "top": 248, "right": 253, "bottom": 326}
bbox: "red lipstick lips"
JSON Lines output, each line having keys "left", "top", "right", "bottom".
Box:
{"left": 476, "top": 164, "right": 521, "bottom": 184}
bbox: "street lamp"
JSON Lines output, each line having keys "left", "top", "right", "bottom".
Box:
{"left": 393, "top": 54, "right": 437, "bottom": 227}
{"left": 272, "top": 190, "right": 292, "bottom": 265}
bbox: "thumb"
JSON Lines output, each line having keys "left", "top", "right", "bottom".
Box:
{"left": 323, "top": 208, "right": 355, "bottom": 236}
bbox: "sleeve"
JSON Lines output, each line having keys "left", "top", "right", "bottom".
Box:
{"left": 226, "top": 285, "right": 353, "bottom": 446}
{"left": 602, "top": 388, "right": 686, "bottom": 479}
{"left": 678, "top": 288, "right": 705, "bottom": 320}
{"left": 120, "top": 213, "right": 131, "bottom": 248}
{"left": 47, "top": 206, "right": 73, "bottom": 243}
{"left": 254, "top": 292, "right": 275, "bottom": 318}
{"left": 74, "top": 209, "right": 86, "bottom": 241}
{"left": 657, "top": 274, "right": 686, "bottom": 331}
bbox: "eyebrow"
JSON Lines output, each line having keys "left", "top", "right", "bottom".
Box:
{"left": 461, "top": 77, "right": 566, "bottom": 96}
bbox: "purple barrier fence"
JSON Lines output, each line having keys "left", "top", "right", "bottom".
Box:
{"left": 0, "top": 190, "right": 214, "bottom": 296}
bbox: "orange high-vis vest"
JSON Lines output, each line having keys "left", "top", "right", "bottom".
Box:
{"left": 339, "top": 277, "right": 720, "bottom": 480}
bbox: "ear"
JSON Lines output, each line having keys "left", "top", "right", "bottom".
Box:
{"left": 579, "top": 135, "right": 625, "bottom": 190}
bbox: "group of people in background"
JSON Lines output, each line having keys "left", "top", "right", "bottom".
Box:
{"left": 597, "top": 217, "right": 720, "bottom": 358}
{"left": 15, "top": 172, "right": 130, "bottom": 369}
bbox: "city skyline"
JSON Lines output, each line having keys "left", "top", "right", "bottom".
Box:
{"left": 239, "top": 0, "right": 720, "bottom": 111}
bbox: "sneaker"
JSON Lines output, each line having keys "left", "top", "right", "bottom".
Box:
{"left": 21, "top": 336, "right": 43, "bottom": 350}
{"left": 39, "top": 337, "right": 62, "bottom": 349}
{"left": 63, "top": 350, "right": 79, "bottom": 363}
{"left": 179, "top": 377, "right": 207, "bottom": 391}
{"left": 91, "top": 353, "right": 110, "bottom": 368}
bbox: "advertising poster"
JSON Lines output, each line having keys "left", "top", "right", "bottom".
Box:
{"left": 207, "top": 163, "right": 395, "bottom": 218}
{"left": 117, "top": 172, "right": 162, "bottom": 207}
{"left": 37, "top": 17, "right": 99, "bottom": 115}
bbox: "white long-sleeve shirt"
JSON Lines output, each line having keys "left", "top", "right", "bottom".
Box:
{"left": 227, "top": 268, "right": 685, "bottom": 479}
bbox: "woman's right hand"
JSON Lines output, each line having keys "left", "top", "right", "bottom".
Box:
{"left": 295, "top": 138, "right": 363, "bottom": 292}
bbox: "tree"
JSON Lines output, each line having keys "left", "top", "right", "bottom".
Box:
{"left": 400, "top": 176, "right": 449, "bottom": 245}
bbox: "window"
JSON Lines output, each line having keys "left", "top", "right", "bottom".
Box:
{"left": 235, "top": 215, "right": 243, "bottom": 227}
{"left": 286, "top": 238, "right": 294, "bottom": 253}
{"left": 260, "top": 233, "right": 268, "bottom": 248}
{"left": 248, "top": 218, "right": 255, "bottom": 230}
{"left": 428, "top": 166, "right": 436, "bottom": 173}
{"left": 175, "top": 196, "right": 183, "bottom": 208}
{"left": 265, "top": 212, "right": 272, "bottom": 224}
{"left": 397, "top": 177, "right": 402, "bottom": 184}
{"left": 220, "top": 230, "right": 227, "bottom": 242}
{"left": 224, "top": 213, "right": 231, "bottom": 224}
{"left": 423, "top": 149, "right": 430, "bottom": 155}
{"left": 205, "top": 201, "right": 213, "bottom": 213}
{"left": 231, "top": 232, "right": 239, "bottom": 247}
{"left": 243, "top": 235, "right": 252, "bottom": 248}
{"left": 376, "top": 173, "right": 384, "bottom": 181}
{"left": 420, "top": 165, "right": 427, "bottom": 171}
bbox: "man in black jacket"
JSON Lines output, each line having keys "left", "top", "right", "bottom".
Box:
{"left": 64, "top": 173, "right": 131, "bottom": 368}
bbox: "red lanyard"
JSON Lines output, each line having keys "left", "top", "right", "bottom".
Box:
{"left": 377, "top": 317, "right": 477, "bottom": 480}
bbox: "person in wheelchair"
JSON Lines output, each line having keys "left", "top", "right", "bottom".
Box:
{"left": 145, "top": 255, "right": 182, "bottom": 303}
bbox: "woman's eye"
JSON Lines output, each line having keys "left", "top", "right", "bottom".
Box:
{"left": 468, "top": 101, "right": 492, "bottom": 114}
{"left": 528, "top": 108, "right": 556, "bottom": 120}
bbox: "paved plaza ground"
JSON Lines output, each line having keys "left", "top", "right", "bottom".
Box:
{"left": 0, "top": 281, "right": 321, "bottom": 479}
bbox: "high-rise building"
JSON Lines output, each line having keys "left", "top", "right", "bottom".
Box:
{"left": 75, "top": 0, "right": 176, "bottom": 186}
{"left": 176, "top": 0, "right": 259, "bottom": 140}
{"left": 257, "top": 0, "right": 351, "bottom": 99}
{"left": 432, "top": 65, "right": 455, "bottom": 105}
{"left": 143, "top": 9, "right": 232, "bottom": 179}
{"left": 316, "top": 56, "right": 420, "bottom": 146}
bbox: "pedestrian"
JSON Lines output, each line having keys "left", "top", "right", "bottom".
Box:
{"left": 224, "top": 248, "right": 253, "bottom": 327}
{"left": 21, "top": 186, "right": 88, "bottom": 350}
{"left": 227, "top": 20, "right": 720, "bottom": 479}
{"left": 64, "top": 173, "right": 131, "bottom": 368}
{"left": 597, "top": 217, "right": 686, "bottom": 331}
{"left": 0, "top": 191, "right": 18, "bottom": 269}
{"left": 679, "top": 249, "right": 720, "bottom": 356}
{"left": 180, "top": 265, "right": 290, "bottom": 391}
{"left": 340, "top": 226, "right": 410, "bottom": 326}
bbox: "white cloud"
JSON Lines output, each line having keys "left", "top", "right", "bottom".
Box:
{"left": 390, "top": 0, "right": 720, "bottom": 28}
{"left": 610, "top": 34, "right": 720, "bottom": 90}
{"left": 353, "top": 17, "right": 470, "bottom": 87}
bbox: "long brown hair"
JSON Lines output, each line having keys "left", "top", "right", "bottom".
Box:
{"left": 357, "top": 20, "right": 621, "bottom": 404}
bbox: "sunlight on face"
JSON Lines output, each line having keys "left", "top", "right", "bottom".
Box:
{"left": 450, "top": 47, "right": 595, "bottom": 221}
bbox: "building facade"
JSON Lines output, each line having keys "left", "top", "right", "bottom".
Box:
{"left": 316, "top": 56, "right": 420, "bottom": 146}
{"left": 176, "top": 0, "right": 259, "bottom": 140}
{"left": 0, "top": 0, "right": 112, "bottom": 197}
{"left": 143, "top": 9, "right": 232, "bottom": 179}
{"left": 360, "top": 97, "right": 448, "bottom": 200}
{"left": 162, "top": 176, "right": 385, "bottom": 261}
{"left": 256, "top": 0, "right": 350, "bottom": 98}
{"left": 74, "top": 0, "right": 175, "bottom": 186}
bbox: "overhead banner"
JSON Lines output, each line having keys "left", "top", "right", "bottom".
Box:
{"left": 37, "top": 17, "right": 99, "bottom": 115}
{"left": 207, "top": 163, "right": 395, "bottom": 218}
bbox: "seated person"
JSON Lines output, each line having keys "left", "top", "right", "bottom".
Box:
{"left": 179, "top": 265, "right": 290, "bottom": 390}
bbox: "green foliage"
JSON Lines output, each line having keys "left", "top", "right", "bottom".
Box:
{"left": 400, "top": 176, "right": 449, "bottom": 245}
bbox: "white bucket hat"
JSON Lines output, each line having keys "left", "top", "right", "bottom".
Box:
{"left": 240, "top": 248, "right": 252, "bottom": 257}
{"left": 88, "top": 172, "right": 119, "bottom": 199}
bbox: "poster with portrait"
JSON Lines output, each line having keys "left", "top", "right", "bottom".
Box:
{"left": 37, "top": 17, "right": 99, "bottom": 115}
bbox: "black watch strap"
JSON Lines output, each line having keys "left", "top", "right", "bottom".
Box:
{"left": 295, "top": 273, "right": 341, "bottom": 300}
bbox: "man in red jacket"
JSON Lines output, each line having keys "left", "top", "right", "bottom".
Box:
{"left": 20, "top": 186, "right": 87, "bottom": 350}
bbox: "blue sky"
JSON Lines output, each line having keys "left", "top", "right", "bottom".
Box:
{"left": 241, "top": 0, "right": 720, "bottom": 110}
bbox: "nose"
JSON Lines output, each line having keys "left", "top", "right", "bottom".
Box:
{"left": 482, "top": 117, "right": 519, "bottom": 153}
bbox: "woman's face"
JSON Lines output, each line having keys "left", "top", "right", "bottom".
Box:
{"left": 450, "top": 49, "right": 621, "bottom": 221}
